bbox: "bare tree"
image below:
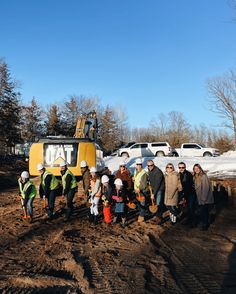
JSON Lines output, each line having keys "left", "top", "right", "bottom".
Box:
{"left": 207, "top": 70, "right": 236, "bottom": 149}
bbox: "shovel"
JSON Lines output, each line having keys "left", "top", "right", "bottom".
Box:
{"left": 149, "top": 198, "right": 158, "bottom": 214}
{"left": 148, "top": 186, "right": 158, "bottom": 214}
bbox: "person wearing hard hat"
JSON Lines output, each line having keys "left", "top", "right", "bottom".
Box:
{"left": 80, "top": 160, "right": 90, "bottom": 200}
{"left": 88, "top": 166, "right": 101, "bottom": 225}
{"left": 18, "top": 171, "right": 37, "bottom": 222}
{"left": 101, "top": 175, "right": 112, "bottom": 224}
{"left": 60, "top": 160, "right": 78, "bottom": 221}
{"left": 115, "top": 161, "right": 133, "bottom": 199}
{"left": 37, "top": 163, "right": 60, "bottom": 219}
{"left": 133, "top": 158, "right": 149, "bottom": 223}
{"left": 112, "top": 178, "right": 127, "bottom": 228}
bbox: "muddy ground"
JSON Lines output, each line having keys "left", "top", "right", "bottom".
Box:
{"left": 0, "top": 180, "right": 236, "bottom": 294}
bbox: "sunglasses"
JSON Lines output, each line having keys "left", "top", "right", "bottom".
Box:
{"left": 178, "top": 166, "right": 185, "bottom": 169}
{"left": 120, "top": 165, "right": 125, "bottom": 167}
{"left": 166, "top": 166, "right": 173, "bottom": 169}
{"left": 147, "top": 164, "right": 154, "bottom": 167}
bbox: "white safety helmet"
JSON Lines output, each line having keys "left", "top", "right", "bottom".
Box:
{"left": 136, "top": 158, "right": 142, "bottom": 165}
{"left": 101, "top": 175, "right": 109, "bottom": 184}
{"left": 37, "top": 163, "right": 44, "bottom": 171}
{"left": 59, "top": 160, "right": 67, "bottom": 167}
{"left": 120, "top": 160, "right": 126, "bottom": 166}
{"left": 114, "top": 178, "right": 123, "bottom": 186}
{"left": 90, "top": 166, "right": 97, "bottom": 173}
{"left": 80, "top": 160, "right": 87, "bottom": 168}
{"left": 21, "top": 171, "right": 29, "bottom": 179}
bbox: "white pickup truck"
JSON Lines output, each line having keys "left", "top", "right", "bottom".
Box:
{"left": 173, "top": 143, "right": 220, "bottom": 157}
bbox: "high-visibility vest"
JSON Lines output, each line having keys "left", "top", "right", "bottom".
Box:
{"left": 18, "top": 179, "right": 37, "bottom": 199}
{"left": 41, "top": 170, "right": 59, "bottom": 190}
{"left": 134, "top": 169, "right": 147, "bottom": 191}
{"left": 62, "top": 169, "right": 77, "bottom": 190}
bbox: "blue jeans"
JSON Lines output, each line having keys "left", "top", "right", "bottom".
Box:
{"left": 199, "top": 204, "right": 209, "bottom": 227}
{"left": 136, "top": 191, "right": 147, "bottom": 217}
{"left": 155, "top": 190, "right": 165, "bottom": 218}
{"left": 23, "top": 197, "right": 34, "bottom": 217}
{"left": 167, "top": 205, "right": 178, "bottom": 217}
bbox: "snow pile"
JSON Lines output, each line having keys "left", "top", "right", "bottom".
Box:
{"left": 104, "top": 155, "right": 236, "bottom": 179}
{"left": 221, "top": 150, "right": 236, "bottom": 157}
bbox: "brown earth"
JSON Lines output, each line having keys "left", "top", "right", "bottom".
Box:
{"left": 0, "top": 180, "right": 236, "bottom": 293}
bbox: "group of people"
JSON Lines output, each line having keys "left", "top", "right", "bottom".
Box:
{"left": 18, "top": 158, "right": 214, "bottom": 230}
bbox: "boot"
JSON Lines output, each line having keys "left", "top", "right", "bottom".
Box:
{"left": 121, "top": 218, "right": 126, "bottom": 228}
{"left": 112, "top": 216, "right": 117, "bottom": 224}
{"left": 172, "top": 215, "right": 177, "bottom": 224}
{"left": 138, "top": 215, "right": 145, "bottom": 223}
{"left": 169, "top": 212, "right": 173, "bottom": 222}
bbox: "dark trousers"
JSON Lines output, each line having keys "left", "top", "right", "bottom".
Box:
{"left": 155, "top": 190, "right": 165, "bottom": 218}
{"left": 47, "top": 187, "right": 62, "bottom": 217}
{"left": 199, "top": 204, "right": 209, "bottom": 227}
{"left": 186, "top": 194, "right": 196, "bottom": 224}
{"left": 166, "top": 205, "right": 178, "bottom": 216}
{"left": 66, "top": 188, "right": 77, "bottom": 217}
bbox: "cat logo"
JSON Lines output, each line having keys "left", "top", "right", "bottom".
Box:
{"left": 44, "top": 144, "right": 78, "bottom": 166}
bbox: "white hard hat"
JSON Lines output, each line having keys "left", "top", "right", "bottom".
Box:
{"left": 136, "top": 158, "right": 142, "bottom": 165}
{"left": 21, "top": 171, "right": 29, "bottom": 179}
{"left": 101, "top": 175, "right": 109, "bottom": 184}
{"left": 59, "top": 160, "right": 67, "bottom": 167}
{"left": 90, "top": 166, "right": 97, "bottom": 173}
{"left": 80, "top": 160, "right": 87, "bottom": 168}
{"left": 37, "top": 163, "right": 44, "bottom": 171}
{"left": 114, "top": 178, "right": 123, "bottom": 186}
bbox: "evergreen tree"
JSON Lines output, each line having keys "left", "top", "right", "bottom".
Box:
{"left": 21, "top": 97, "right": 45, "bottom": 141}
{"left": 45, "top": 104, "right": 62, "bottom": 136}
{"left": 0, "top": 59, "right": 21, "bottom": 149}
{"left": 98, "top": 106, "right": 120, "bottom": 154}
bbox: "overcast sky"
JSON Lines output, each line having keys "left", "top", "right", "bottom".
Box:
{"left": 0, "top": 0, "right": 235, "bottom": 129}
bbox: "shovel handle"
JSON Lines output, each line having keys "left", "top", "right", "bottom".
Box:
{"left": 151, "top": 198, "right": 154, "bottom": 206}
{"left": 137, "top": 191, "right": 141, "bottom": 201}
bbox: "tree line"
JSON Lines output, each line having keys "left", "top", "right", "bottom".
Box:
{"left": 0, "top": 58, "right": 235, "bottom": 156}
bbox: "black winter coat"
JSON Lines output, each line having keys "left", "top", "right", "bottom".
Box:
{"left": 179, "top": 170, "right": 195, "bottom": 198}
{"left": 148, "top": 166, "right": 165, "bottom": 196}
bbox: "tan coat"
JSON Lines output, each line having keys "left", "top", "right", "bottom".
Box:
{"left": 164, "top": 171, "right": 182, "bottom": 206}
{"left": 193, "top": 173, "right": 214, "bottom": 205}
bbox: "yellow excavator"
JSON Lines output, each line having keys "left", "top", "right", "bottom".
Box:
{"left": 29, "top": 111, "right": 104, "bottom": 176}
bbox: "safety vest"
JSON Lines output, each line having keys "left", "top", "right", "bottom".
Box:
{"left": 62, "top": 169, "right": 77, "bottom": 190}
{"left": 134, "top": 169, "right": 147, "bottom": 191}
{"left": 18, "top": 178, "right": 37, "bottom": 199}
{"left": 41, "top": 170, "right": 59, "bottom": 190}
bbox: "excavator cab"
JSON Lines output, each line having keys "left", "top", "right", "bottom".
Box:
{"left": 74, "top": 111, "right": 98, "bottom": 140}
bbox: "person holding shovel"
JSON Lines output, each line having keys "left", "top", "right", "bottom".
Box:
{"left": 37, "top": 163, "right": 61, "bottom": 219}
{"left": 133, "top": 158, "right": 149, "bottom": 223}
{"left": 60, "top": 160, "right": 78, "bottom": 221}
{"left": 18, "top": 171, "right": 37, "bottom": 222}
{"left": 147, "top": 160, "right": 165, "bottom": 225}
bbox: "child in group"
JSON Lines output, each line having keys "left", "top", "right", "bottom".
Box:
{"left": 89, "top": 167, "right": 101, "bottom": 225}
{"left": 112, "top": 178, "right": 127, "bottom": 228}
{"left": 101, "top": 175, "right": 112, "bottom": 224}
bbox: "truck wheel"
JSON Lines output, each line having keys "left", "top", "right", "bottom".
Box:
{"left": 203, "top": 152, "right": 212, "bottom": 157}
{"left": 156, "top": 151, "right": 165, "bottom": 157}
{"left": 172, "top": 152, "right": 179, "bottom": 157}
{"left": 121, "top": 152, "right": 129, "bottom": 158}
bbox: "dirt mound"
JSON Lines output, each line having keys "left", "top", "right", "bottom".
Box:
{"left": 0, "top": 182, "right": 236, "bottom": 293}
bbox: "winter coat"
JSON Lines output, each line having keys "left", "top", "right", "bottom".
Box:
{"left": 90, "top": 178, "right": 101, "bottom": 198}
{"left": 148, "top": 166, "right": 165, "bottom": 196}
{"left": 82, "top": 169, "right": 90, "bottom": 196}
{"left": 112, "top": 188, "right": 126, "bottom": 213}
{"left": 115, "top": 168, "right": 133, "bottom": 191}
{"left": 179, "top": 170, "right": 196, "bottom": 199}
{"left": 193, "top": 173, "right": 214, "bottom": 205}
{"left": 164, "top": 171, "right": 182, "bottom": 206}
